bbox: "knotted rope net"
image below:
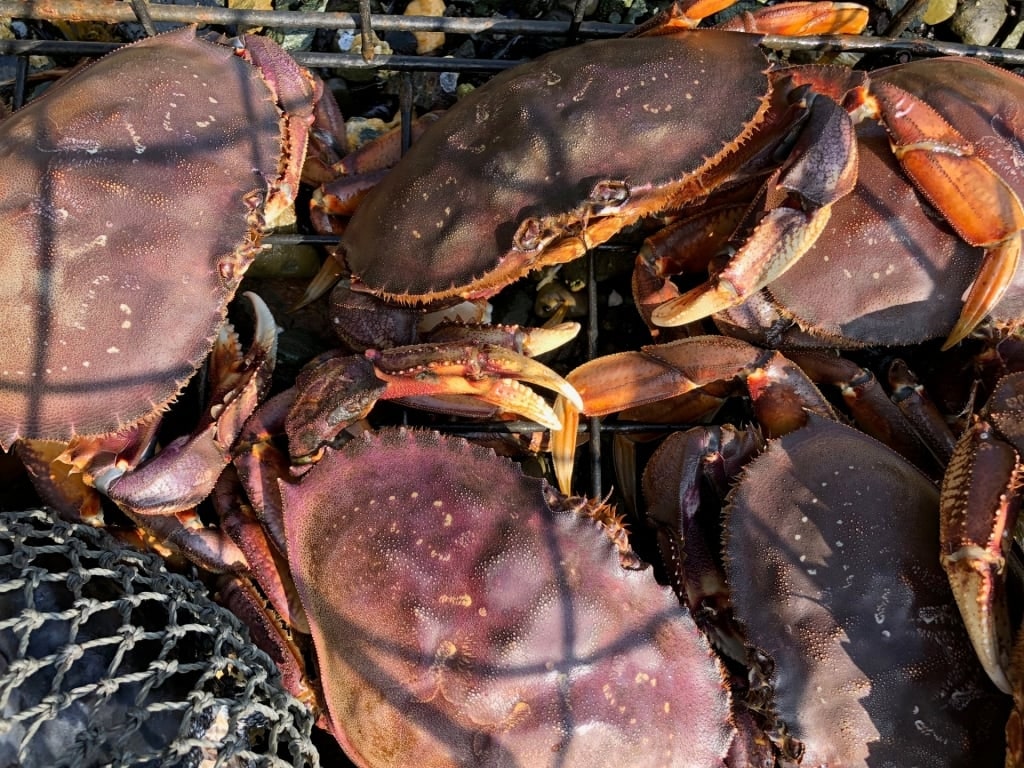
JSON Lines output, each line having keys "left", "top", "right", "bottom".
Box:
{"left": 0, "top": 508, "right": 319, "bottom": 768}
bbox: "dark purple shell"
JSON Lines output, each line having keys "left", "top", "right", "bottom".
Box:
{"left": 724, "top": 418, "right": 1007, "bottom": 766}
{"left": 764, "top": 125, "right": 979, "bottom": 346}
{"left": 0, "top": 26, "right": 283, "bottom": 446}
{"left": 283, "top": 428, "right": 734, "bottom": 768}
{"left": 342, "top": 30, "right": 768, "bottom": 301}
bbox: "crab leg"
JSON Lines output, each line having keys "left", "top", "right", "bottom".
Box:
{"left": 640, "top": 0, "right": 867, "bottom": 34}
{"left": 651, "top": 93, "right": 858, "bottom": 327}
{"left": 552, "top": 336, "right": 837, "bottom": 493}
{"left": 859, "top": 79, "right": 1024, "bottom": 348}
{"left": 96, "top": 293, "right": 277, "bottom": 517}
{"left": 941, "top": 371, "right": 1024, "bottom": 694}
{"left": 941, "top": 417, "right": 1021, "bottom": 694}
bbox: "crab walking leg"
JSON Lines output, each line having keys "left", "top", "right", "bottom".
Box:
{"left": 551, "top": 336, "right": 839, "bottom": 494}
{"left": 652, "top": 93, "right": 858, "bottom": 326}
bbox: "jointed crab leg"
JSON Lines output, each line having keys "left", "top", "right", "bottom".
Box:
{"left": 286, "top": 341, "right": 583, "bottom": 462}
{"left": 860, "top": 79, "right": 1024, "bottom": 349}
{"left": 651, "top": 89, "right": 858, "bottom": 327}
{"left": 940, "top": 371, "right": 1024, "bottom": 694}
{"left": 551, "top": 336, "right": 838, "bottom": 493}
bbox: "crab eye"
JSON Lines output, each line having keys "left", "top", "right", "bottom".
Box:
{"left": 587, "top": 179, "right": 630, "bottom": 211}
{"left": 512, "top": 217, "right": 548, "bottom": 251}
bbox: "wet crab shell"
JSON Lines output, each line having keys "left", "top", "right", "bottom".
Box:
{"left": 724, "top": 417, "right": 1007, "bottom": 766}
{"left": 282, "top": 428, "right": 735, "bottom": 768}
{"left": 0, "top": 26, "right": 285, "bottom": 446}
{"left": 738, "top": 124, "right": 981, "bottom": 347}
{"left": 341, "top": 30, "right": 770, "bottom": 304}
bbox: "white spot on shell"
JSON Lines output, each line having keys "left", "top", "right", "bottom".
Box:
{"left": 106, "top": 347, "right": 120, "bottom": 354}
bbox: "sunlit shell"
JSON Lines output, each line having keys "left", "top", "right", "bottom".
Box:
{"left": 0, "top": 27, "right": 283, "bottom": 445}
{"left": 284, "top": 428, "right": 735, "bottom": 768}
{"left": 725, "top": 418, "right": 1007, "bottom": 766}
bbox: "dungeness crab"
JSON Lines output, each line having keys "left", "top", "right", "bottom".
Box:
{"left": 320, "top": 0, "right": 1024, "bottom": 350}
{"left": 0, "top": 25, "right": 319, "bottom": 447}
{"left": 555, "top": 334, "right": 1024, "bottom": 763}
{"left": 0, "top": 26, "right": 580, "bottom": 550}
{"left": 277, "top": 427, "right": 744, "bottom": 767}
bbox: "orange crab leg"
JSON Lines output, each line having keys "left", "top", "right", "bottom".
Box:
{"left": 643, "top": 0, "right": 867, "bottom": 34}
{"left": 858, "top": 80, "right": 1024, "bottom": 348}
{"left": 551, "top": 337, "right": 838, "bottom": 494}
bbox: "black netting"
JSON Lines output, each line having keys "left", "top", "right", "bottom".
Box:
{"left": 0, "top": 508, "right": 319, "bottom": 768}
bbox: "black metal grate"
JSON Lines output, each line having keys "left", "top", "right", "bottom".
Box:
{"left": 2, "top": 2, "right": 1023, "bottom": 764}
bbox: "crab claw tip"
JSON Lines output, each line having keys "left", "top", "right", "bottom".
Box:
{"left": 943, "top": 550, "right": 1013, "bottom": 694}
{"left": 650, "top": 282, "right": 739, "bottom": 327}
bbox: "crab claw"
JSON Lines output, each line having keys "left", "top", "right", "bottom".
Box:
{"left": 97, "top": 293, "right": 278, "bottom": 516}
{"left": 653, "top": 88, "right": 856, "bottom": 328}
{"left": 944, "top": 233, "right": 1022, "bottom": 349}
{"left": 940, "top": 416, "right": 1022, "bottom": 694}
{"left": 859, "top": 76, "right": 1024, "bottom": 348}
{"left": 286, "top": 342, "right": 583, "bottom": 462}
{"left": 370, "top": 342, "right": 584, "bottom": 428}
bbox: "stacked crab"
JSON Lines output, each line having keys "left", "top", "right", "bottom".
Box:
{"left": 2, "top": 0, "right": 1024, "bottom": 765}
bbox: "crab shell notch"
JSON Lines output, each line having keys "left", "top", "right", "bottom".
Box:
{"left": 0, "top": 25, "right": 317, "bottom": 447}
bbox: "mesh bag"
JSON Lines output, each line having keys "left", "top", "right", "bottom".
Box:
{"left": 0, "top": 508, "right": 319, "bottom": 768}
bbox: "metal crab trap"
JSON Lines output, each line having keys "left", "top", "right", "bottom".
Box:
{"left": 1, "top": 0, "right": 1024, "bottom": 765}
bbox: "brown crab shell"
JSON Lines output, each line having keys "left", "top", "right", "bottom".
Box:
{"left": 753, "top": 124, "right": 980, "bottom": 347}
{"left": 872, "top": 57, "right": 1024, "bottom": 329}
{"left": 0, "top": 26, "right": 284, "bottom": 446}
{"left": 282, "top": 428, "right": 735, "bottom": 768}
{"left": 341, "top": 30, "right": 770, "bottom": 304}
{"left": 724, "top": 417, "right": 1007, "bottom": 766}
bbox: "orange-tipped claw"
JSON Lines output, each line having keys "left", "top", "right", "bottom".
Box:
{"left": 551, "top": 395, "right": 582, "bottom": 495}
{"left": 943, "top": 233, "right": 1022, "bottom": 349}
{"left": 372, "top": 343, "right": 584, "bottom": 428}
{"left": 869, "top": 81, "right": 1024, "bottom": 250}
{"left": 294, "top": 254, "right": 345, "bottom": 310}
{"left": 650, "top": 0, "right": 868, "bottom": 34}
{"left": 940, "top": 416, "right": 1022, "bottom": 694}
{"left": 651, "top": 281, "right": 742, "bottom": 327}
{"left": 716, "top": 1, "right": 868, "bottom": 34}
{"left": 651, "top": 206, "right": 833, "bottom": 327}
